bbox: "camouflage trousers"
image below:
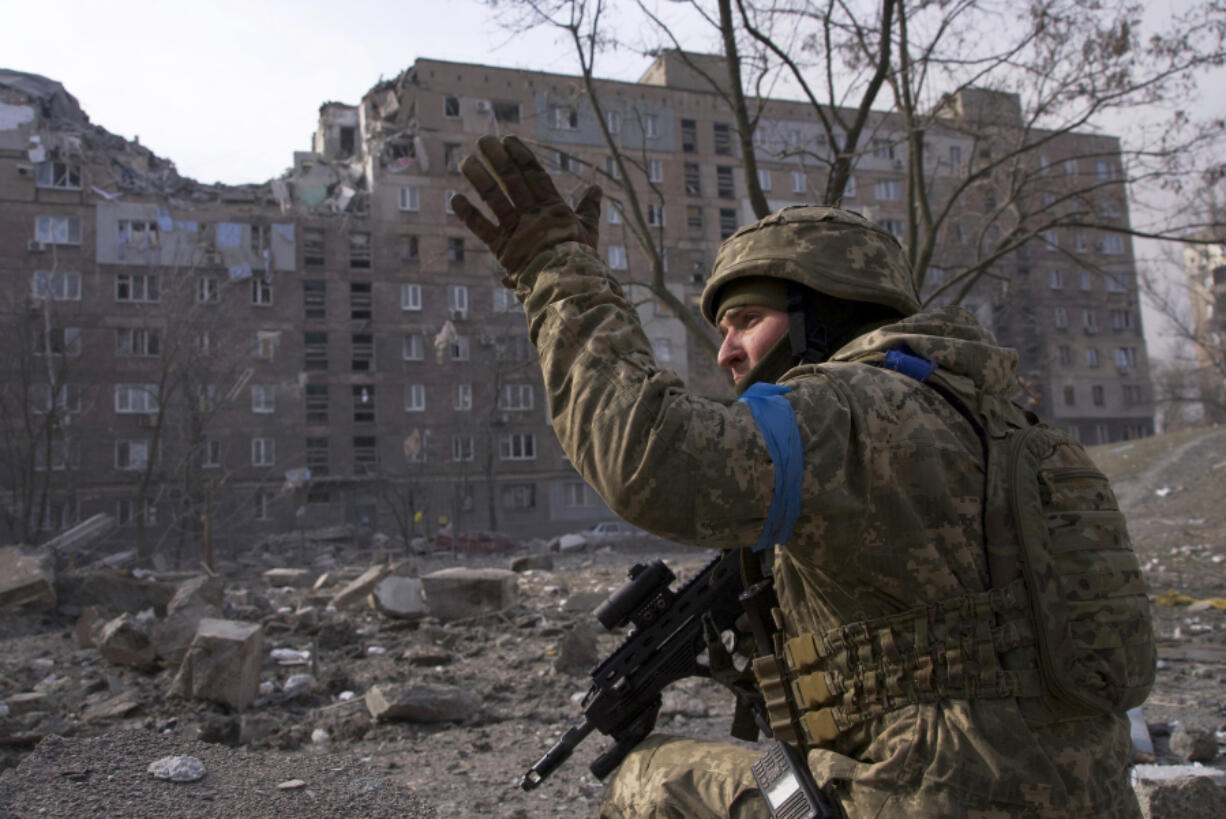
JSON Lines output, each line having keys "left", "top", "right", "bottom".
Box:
{"left": 600, "top": 717, "right": 1144, "bottom": 818}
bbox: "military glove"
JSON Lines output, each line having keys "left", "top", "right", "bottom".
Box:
{"left": 450, "top": 135, "right": 601, "bottom": 287}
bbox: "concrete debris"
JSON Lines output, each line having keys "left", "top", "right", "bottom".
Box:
{"left": 171, "top": 619, "right": 264, "bottom": 711}
{"left": 562, "top": 590, "right": 606, "bottom": 614}
{"left": 1170, "top": 723, "right": 1220, "bottom": 762}
{"left": 279, "top": 778, "right": 307, "bottom": 790}
{"left": 0, "top": 546, "right": 56, "bottom": 611}
{"left": 509, "top": 554, "right": 554, "bottom": 573}
{"left": 331, "top": 564, "right": 391, "bottom": 609}
{"left": 553, "top": 623, "right": 600, "bottom": 675}
{"left": 147, "top": 755, "right": 206, "bottom": 783}
{"left": 4, "top": 693, "right": 49, "bottom": 716}
{"left": 364, "top": 683, "right": 479, "bottom": 724}
{"left": 98, "top": 613, "right": 156, "bottom": 669}
{"left": 420, "top": 568, "right": 518, "bottom": 622}
{"left": 81, "top": 689, "right": 142, "bottom": 723}
{"left": 73, "top": 606, "right": 100, "bottom": 648}
{"left": 1132, "top": 766, "right": 1226, "bottom": 818}
{"left": 40, "top": 514, "right": 115, "bottom": 556}
{"left": 371, "top": 576, "right": 425, "bottom": 619}
{"left": 264, "top": 568, "right": 315, "bottom": 588}
{"left": 282, "top": 674, "right": 314, "bottom": 699}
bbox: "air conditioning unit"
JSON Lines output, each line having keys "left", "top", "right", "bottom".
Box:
{"left": 474, "top": 100, "right": 492, "bottom": 114}
{"left": 27, "top": 240, "right": 46, "bottom": 252}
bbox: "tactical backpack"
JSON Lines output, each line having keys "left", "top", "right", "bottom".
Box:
{"left": 739, "top": 351, "right": 1157, "bottom": 748}
{"left": 895, "top": 350, "right": 1156, "bottom": 723}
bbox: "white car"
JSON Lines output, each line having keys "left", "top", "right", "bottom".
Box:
{"left": 581, "top": 521, "right": 641, "bottom": 542}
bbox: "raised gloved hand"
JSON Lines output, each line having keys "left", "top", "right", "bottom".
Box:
{"left": 450, "top": 135, "right": 602, "bottom": 287}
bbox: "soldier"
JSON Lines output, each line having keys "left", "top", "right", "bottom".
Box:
{"left": 451, "top": 135, "right": 1149, "bottom": 817}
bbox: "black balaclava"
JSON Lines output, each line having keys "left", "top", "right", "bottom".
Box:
{"left": 716, "top": 279, "right": 902, "bottom": 396}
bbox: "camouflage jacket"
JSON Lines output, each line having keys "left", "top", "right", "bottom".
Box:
{"left": 518, "top": 243, "right": 1139, "bottom": 816}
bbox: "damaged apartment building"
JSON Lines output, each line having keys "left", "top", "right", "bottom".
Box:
{"left": 0, "top": 56, "right": 1154, "bottom": 557}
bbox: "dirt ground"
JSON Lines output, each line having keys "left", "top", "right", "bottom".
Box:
{"left": 0, "top": 426, "right": 1223, "bottom": 817}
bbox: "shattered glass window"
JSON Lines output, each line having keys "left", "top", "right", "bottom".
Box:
{"left": 444, "top": 95, "right": 460, "bottom": 118}
{"left": 37, "top": 161, "right": 81, "bottom": 189}
{"left": 303, "top": 228, "right": 325, "bottom": 265}
{"left": 348, "top": 232, "right": 372, "bottom": 269}
{"left": 493, "top": 101, "right": 520, "bottom": 123}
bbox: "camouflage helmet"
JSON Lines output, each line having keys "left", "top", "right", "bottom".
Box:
{"left": 700, "top": 206, "right": 921, "bottom": 326}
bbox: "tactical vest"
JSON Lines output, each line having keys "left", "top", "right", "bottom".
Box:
{"left": 753, "top": 351, "right": 1157, "bottom": 748}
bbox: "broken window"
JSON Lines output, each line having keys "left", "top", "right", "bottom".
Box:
{"left": 306, "top": 438, "right": 329, "bottom": 477}
{"left": 351, "top": 333, "right": 375, "bottom": 372}
{"left": 32, "top": 271, "right": 80, "bottom": 301}
{"left": 250, "top": 224, "right": 269, "bottom": 255}
{"left": 255, "top": 330, "right": 278, "bottom": 361}
{"left": 303, "top": 227, "right": 325, "bottom": 265}
{"left": 499, "top": 384, "right": 534, "bottom": 411}
{"left": 719, "top": 209, "right": 738, "bottom": 240}
{"left": 338, "top": 126, "right": 356, "bottom": 158}
{"left": 115, "top": 439, "right": 151, "bottom": 471}
{"left": 686, "top": 206, "right": 704, "bottom": 234}
{"left": 305, "top": 384, "right": 329, "bottom": 424}
{"left": 501, "top": 483, "right": 536, "bottom": 509}
{"left": 115, "top": 327, "right": 160, "bottom": 357}
{"left": 354, "top": 436, "right": 378, "bottom": 475}
{"left": 116, "top": 273, "right": 159, "bottom": 303}
{"left": 684, "top": 163, "right": 701, "bottom": 196}
{"left": 252, "top": 438, "right": 276, "bottom": 467}
{"left": 493, "top": 101, "right": 520, "bottom": 123}
{"left": 450, "top": 335, "right": 470, "bottom": 362}
{"left": 452, "top": 435, "right": 475, "bottom": 462}
{"left": 251, "top": 384, "right": 276, "bottom": 413}
{"left": 716, "top": 166, "right": 734, "bottom": 199}
{"left": 681, "top": 119, "right": 697, "bottom": 153}
{"left": 36, "top": 216, "right": 81, "bottom": 245}
{"left": 349, "top": 282, "right": 372, "bottom": 319}
{"left": 36, "top": 161, "right": 81, "bottom": 189}
{"left": 251, "top": 278, "right": 273, "bottom": 306}
{"left": 198, "top": 276, "right": 220, "bottom": 304}
{"left": 444, "top": 95, "right": 460, "bottom": 118}
{"left": 118, "top": 219, "right": 159, "bottom": 249}
{"left": 353, "top": 385, "right": 375, "bottom": 423}
{"left": 552, "top": 106, "right": 578, "bottom": 130}
{"left": 713, "top": 123, "right": 732, "bottom": 156}
{"left": 303, "top": 280, "right": 326, "bottom": 319}
{"left": 445, "top": 143, "right": 462, "bottom": 173}
{"left": 348, "top": 232, "right": 372, "bottom": 269}
{"left": 447, "top": 237, "right": 465, "bottom": 263}
{"left": 400, "top": 234, "right": 419, "bottom": 263}
{"left": 304, "top": 331, "right": 328, "bottom": 371}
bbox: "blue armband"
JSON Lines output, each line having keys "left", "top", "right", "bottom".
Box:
{"left": 737, "top": 383, "right": 804, "bottom": 552}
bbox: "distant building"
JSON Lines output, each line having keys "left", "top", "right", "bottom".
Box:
{"left": 0, "top": 56, "right": 1153, "bottom": 557}
{"left": 1182, "top": 235, "right": 1226, "bottom": 424}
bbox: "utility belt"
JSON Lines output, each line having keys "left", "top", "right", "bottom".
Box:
{"left": 754, "top": 577, "right": 1042, "bottom": 746}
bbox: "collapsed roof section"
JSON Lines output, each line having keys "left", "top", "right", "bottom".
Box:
{"left": 0, "top": 68, "right": 377, "bottom": 217}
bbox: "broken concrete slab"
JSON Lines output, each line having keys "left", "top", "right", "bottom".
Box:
{"left": 41, "top": 513, "right": 114, "bottom": 556}
{"left": 4, "top": 693, "right": 50, "bottom": 716}
{"left": 509, "top": 554, "right": 554, "bottom": 573}
{"left": 166, "top": 575, "right": 223, "bottom": 615}
{"left": 371, "top": 576, "right": 424, "bottom": 619}
{"left": 330, "top": 564, "right": 390, "bottom": 609}
{"left": 554, "top": 622, "right": 599, "bottom": 675}
{"left": 170, "top": 618, "right": 264, "bottom": 711}
{"left": 74, "top": 606, "right": 100, "bottom": 649}
{"left": 1169, "top": 723, "right": 1219, "bottom": 762}
{"left": 263, "top": 568, "right": 315, "bottom": 589}
{"left": 1132, "top": 765, "right": 1226, "bottom": 818}
{"left": 0, "top": 546, "right": 55, "bottom": 611}
{"left": 364, "top": 683, "right": 478, "bottom": 723}
{"left": 81, "top": 689, "right": 142, "bottom": 723}
{"left": 420, "top": 568, "right": 518, "bottom": 622}
{"left": 98, "top": 613, "right": 156, "bottom": 669}
{"left": 55, "top": 570, "right": 176, "bottom": 617}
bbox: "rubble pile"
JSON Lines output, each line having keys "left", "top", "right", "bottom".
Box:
{"left": 0, "top": 429, "right": 1223, "bottom": 816}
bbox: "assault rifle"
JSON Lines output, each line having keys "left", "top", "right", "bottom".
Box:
{"left": 520, "top": 548, "right": 756, "bottom": 790}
